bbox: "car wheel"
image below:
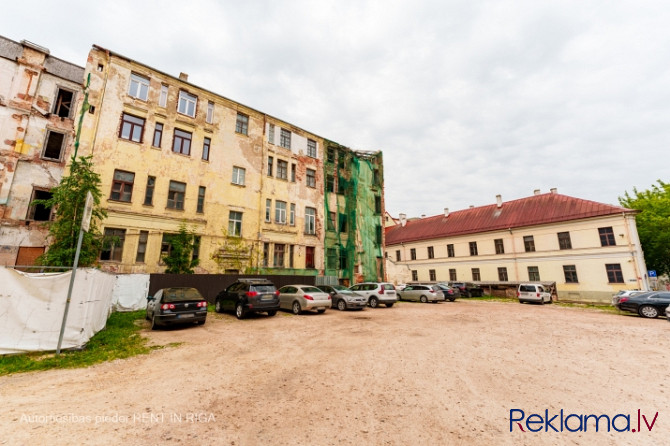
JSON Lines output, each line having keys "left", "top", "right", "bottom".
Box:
{"left": 235, "top": 302, "right": 245, "bottom": 319}
{"left": 639, "top": 305, "right": 659, "bottom": 318}
{"left": 215, "top": 299, "right": 223, "bottom": 313}
{"left": 540, "top": 297, "right": 545, "bottom": 305}
{"left": 369, "top": 297, "right": 379, "bottom": 308}
{"left": 267, "top": 310, "right": 277, "bottom": 317}
{"left": 449, "top": 297, "right": 455, "bottom": 302}
{"left": 292, "top": 301, "right": 302, "bottom": 315}
{"left": 386, "top": 303, "right": 394, "bottom": 307}
{"left": 196, "top": 320, "right": 205, "bottom": 325}
{"left": 151, "top": 315, "right": 158, "bottom": 330}
{"left": 317, "top": 309, "right": 326, "bottom": 314}
{"left": 420, "top": 295, "right": 428, "bottom": 303}
{"left": 337, "top": 300, "right": 347, "bottom": 311}
{"left": 466, "top": 291, "right": 471, "bottom": 298}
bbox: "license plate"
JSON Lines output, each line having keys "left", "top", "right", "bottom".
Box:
{"left": 261, "top": 294, "right": 273, "bottom": 300}
{"left": 178, "top": 313, "right": 194, "bottom": 318}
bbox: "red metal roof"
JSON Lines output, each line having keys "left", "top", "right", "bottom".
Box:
{"left": 385, "top": 193, "right": 635, "bottom": 245}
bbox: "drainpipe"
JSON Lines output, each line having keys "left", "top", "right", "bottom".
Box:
{"left": 509, "top": 228, "right": 519, "bottom": 281}
{"left": 623, "top": 212, "right": 644, "bottom": 290}
{"left": 87, "top": 49, "right": 111, "bottom": 158}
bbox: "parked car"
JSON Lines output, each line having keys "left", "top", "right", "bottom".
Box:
{"left": 146, "top": 287, "right": 208, "bottom": 330}
{"left": 611, "top": 289, "right": 642, "bottom": 306}
{"left": 278, "top": 285, "right": 332, "bottom": 315}
{"left": 615, "top": 291, "right": 670, "bottom": 318}
{"left": 517, "top": 284, "right": 552, "bottom": 304}
{"left": 448, "top": 281, "right": 484, "bottom": 297}
{"left": 349, "top": 282, "right": 397, "bottom": 308}
{"left": 395, "top": 283, "right": 408, "bottom": 291}
{"left": 398, "top": 284, "right": 445, "bottom": 303}
{"left": 436, "top": 284, "right": 460, "bottom": 301}
{"left": 666, "top": 304, "right": 670, "bottom": 322}
{"left": 214, "top": 278, "right": 280, "bottom": 319}
{"left": 317, "top": 285, "right": 367, "bottom": 311}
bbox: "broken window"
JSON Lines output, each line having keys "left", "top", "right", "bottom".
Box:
{"left": 167, "top": 180, "right": 186, "bottom": 210}
{"left": 136, "top": 231, "right": 148, "bottom": 263}
{"left": 27, "top": 189, "right": 53, "bottom": 221}
{"left": 42, "top": 130, "right": 66, "bottom": 160}
{"left": 101, "top": 228, "right": 126, "bottom": 262}
{"left": 110, "top": 169, "right": 135, "bottom": 202}
{"left": 306, "top": 169, "right": 316, "bottom": 188}
{"left": 236, "top": 112, "right": 249, "bottom": 135}
{"left": 306, "top": 246, "right": 315, "bottom": 268}
{"left": 53, "top": 88, "right": 74, "bottom": 118}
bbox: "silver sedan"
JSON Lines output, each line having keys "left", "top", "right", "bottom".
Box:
{"left": 397, "top": 284, "right": 445, "bottom": 303}
{"left": 278, "top": 285, "right": 332, "bottom": 315}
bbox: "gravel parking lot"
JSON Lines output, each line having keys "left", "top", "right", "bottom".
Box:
{"left": 1, "top": 300, "right": 668, "bottom": 446}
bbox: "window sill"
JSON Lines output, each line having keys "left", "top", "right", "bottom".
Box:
{"left": 165, "top": 207, "right": 185, "bottom": 212}
{"left": 235, "top": 131, "right": 249, "bottom": 137}
{"left": 231, "top": 183, "right": 246, "bottom": 187}
{"left": 171, "top": 151, "right": 191, "bottom": 157}
{"left": 201, "top": 159, "right": 210, "bottom": 163}
{"left": 108, "top": 198, "right": 132, "bottom": 205}
{"left": 150, "top": 146, "right": 161, "bottom": 150}
{"left": 119, "top": 137, "right": 143, "bottom": 145}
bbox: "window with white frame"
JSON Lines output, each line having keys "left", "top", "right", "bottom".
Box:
{"left": 232, "top": 167, "right": 246, "bottom": 185}
{"left": 290, "top": 203, "right": 296, "bottom": 226}
{"left": 305, "top": 207, "right": 316, "bottom": 234}
{"left": 159, "top": 84, "right": 168, "bottom": 107}
{"left": 128, "top": 73, "right": 149, "bottom": 101}
{"left": 275, "top": 201, "right": 287, "bottom": 224}
{"left": 265, "top": 199, "right": 271, "bottom": 222}
{"left": 177, "top": 90, "right": 197, "bottom": 117}
{"left": 206, "top": 101, "right": 214, "bottom": 124}
{"left": 228, "top": 211, "right": 243, "bottom": 236}
{"left": 268, "top": 123, "right": 275, "bottom": 144}
{"left": 307, "top": 139, "right": 317, "bottom": 158}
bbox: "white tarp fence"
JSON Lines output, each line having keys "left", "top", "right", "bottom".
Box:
{"left": 0, "top": 268, "right": 149, "bottom": 355}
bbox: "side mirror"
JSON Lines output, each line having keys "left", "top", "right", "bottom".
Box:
{"left": 330, "top": 291, "right": 336, "bottom": 295}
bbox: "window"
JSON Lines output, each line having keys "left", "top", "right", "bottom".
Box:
{"left": 563, "top": 265, "right": 578, "bottom": 283}
{"left": 235, "top": 112, "right": 249, "bottom": 135}
{"left": 306, "top": 169, "right": 316, "bottom": 188}
{"left": 128, "top": 73, "right": 149, "bottom": 100}
{"left": 429, "top": 269, "right": 436, "bottom": 281}
{"left": 27, "top": 189, "right": 53, "bottom": 221}
{"left": 376, "top": 225, "right": 382, "bottom": 245}
{"left": 327, "top": 248, "right": 337, "bottom": 269}
{"left": 523, "top": 235, "right": 535, "bottom": 252}
{"left": 290, "top": 203, "right": 296, "bottom": 226}
{"left": 110, "top": 169, "right": 135, "bottom": 202}
{"left": 167, "top": 180, "right": 186, "bottom": 210}
{"left": 472, "top": 268, "right": 481, "bottom": 281}
{"left": 375, "top": 196, "right": 382, "bottom": 214}
{"left": 449, "top": 269, "right": 457, "bottom": 281}
{"left": 289, "top": 245, "right": 295, "bottom": 268}
{"left": 427, "top": 246, "right": 434, "bottom": 259}
{"left": 326, "top": 175, "right": 334, "bottom": 192}
{"left": 197, "top": 186, "right": 206, "bottom": 213}
{"left": 152, "top": 123, "right": 163, "bottom": 148}
{"left": 498, "top": 267, "right": 508, "bottom": 281}
{"left": 339, "top": 214, "right": 347, "bottom": 232}
{"left": 42, "top": 130, "right": 65, "bottom": 160}
{"left": 305, "top": 207, "right": 316, "bottom": 234}
{"left": 447, "top": 244, "right": 455, "bottom": 258}
{"left": 277, "top": 160, "right": 288, "bottom": 180}
{"left": 206, "top": 101, "right": 214, "bottom": 124}
{"left": 101, "top": 228, "right": 126, "bottom": 262}
{"left": 268, "top": 123, "right": 275, "bottom": 144}
{"left": 228, "top": 211, "right": 242, "bottom": 236}
{"left": 599, "top": 227, "right": 616, "bottom": 247}
{"left": 54, "top": 88, "right": 74, "bottom": 118}
{"left": 291, "top": 164, "right": 296, "bottom": 182}
{"left": 558, "top": 232, "right": 572, "bottom": 250}
{"left": 267, "top": 156, "right": 273, "bottom": 176}
{"left": 136, "top": 230, "right": 148, "bottom": 263}
{"left": 395, "top": 250, "right": 401, "bottom": 261}
{"left": 172, "top": 129, "right": 192, "bottom": 155}
{"left": 274, "top": 244, "right": 285, "bottom": 267}
{"left": 469, "top": 241, "right": 478, "bottom": 256}
{"left": 528, "top": 266, "right": 540, "bottom": 281}
{"left": 339, "top": 250, "right": 348, "bottom": 270}
{"left": 119, "top": 113, "right": 145, "bottom": 142}
{"left": 192, "top": 236, "right": 201, "bottom": 262}
{"left": 327, "top": 147, "right": 335, "bottom": 163}
{"left": 159, "top": 85, "right": 168, "bottom": 107}
{"left": 327, "top": 212, "right": 336, "bottom": 231}
{"left": 200, "top": 137, "right": 210, "bottom": 161}
{"left": 160, "top": 233, "right": 174, "bottom": 260}
{"left": 606, "top": 264, "right": 624, "bottom": 283}
{"left": 306, "top": 246, "right": 315, "bottom": 268}
{"left": 412, "top": 270, "right": 418, "bottom": 281}
{"left": 263, "top": 243, "right": 269, "bottom": 267}
{"left": 494, "top": 238, "right": 504, "bottom": 254}
{"left": 280, "top": 128, "right": 291, "bottom": 149}
{"left": 338, "top": 149, "right": 346, "bottom": 168}
{"left": 177, "top": 90, "right": 197, "bottom": 117}
{"left": 373, "top": 169, "right": 380, "bottom": 186}
{"left": 144, "top": 176, "right": 155, "bottom": 206}
{"left": 232, "top": 167, "right": 246, "bottom": 185}
{"left": 275, "top": 201, "right": 287, "bottom": 224}
{"left": 307, "top": 139, "right": 317, "bottom": 158}
{"left": 265, "top": 199, "right": 271, "bottom": 222}
{"left": 410, "top": 248, "right": 417, "bottom": 260}
{"left": 337, "top": 176, "right": 346, "bottom": 194}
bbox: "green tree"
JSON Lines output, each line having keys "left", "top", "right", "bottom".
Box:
{"left": 210, "top": 229, "right": 255, "bottom": 273}
{"left": 34, "top": 155, "right": 106, "bottom": 267}
{"left": 619, "top": 180, "right": 670, "bottom": 276}
{"left": 162, "top": 223, "right": 200, "bottom": 274}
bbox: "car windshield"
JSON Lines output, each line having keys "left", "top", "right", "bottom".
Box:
{"left": 301, "top": 286, "right": 323, "bottom": 293}
{"left": 163, "top": 288, "right": 203, "bottom": 302}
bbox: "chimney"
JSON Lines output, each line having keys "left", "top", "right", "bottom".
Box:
{"left": 444, "top": 207, "right": 449, "bottom": 217}
{"left": 496, "top": 194, "right": 502, "bottom": 208}
{"left": 179, "top": 72, "right": 189, "bottom": 81}
{"left": 550, "top": 187, "right": 557, "bottom": 194}
{"left": 469, "top": 205, "right": 474, "bottom": 209}
{"left": 399, "top": 213, "right": 407, "bottom": 227}
{"left": 534, "top": 189, "right": 541, "bottom": 195}
{"left": 421, "top": 214, "right": 426, "bottom": 219}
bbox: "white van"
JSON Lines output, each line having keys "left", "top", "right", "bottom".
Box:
{"left": 517, "top": 284, "right": 552, "bottom": 304}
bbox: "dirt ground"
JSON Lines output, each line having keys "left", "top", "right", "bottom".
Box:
{"left": 1, "top": 300, "right": 668, "bottom": 446}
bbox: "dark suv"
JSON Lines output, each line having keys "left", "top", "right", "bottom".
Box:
{"left": 215, "top": 279, "right": 280, "bottom": 319}
{"left": 447, "top": 281, "right": 484, "bottom": 297}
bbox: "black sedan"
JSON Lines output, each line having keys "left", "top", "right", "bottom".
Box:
{"left": 615, "top": 291, "right": 670, "bottom": 318}
{"left": 436, "top": 284, "right": 460, "bottom": 301}
{"left": 146, "top": 287, "right": 208, "bottom": 329}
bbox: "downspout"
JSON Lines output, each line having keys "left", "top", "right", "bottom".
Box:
{"left": 623, "top": 211, "right": 644, "bottom": 290}
{"left": 87, "top": 48, "right": 111, "bottom": 157}
{"left": 257, "top": 115, "right": 267, "bottom": 272}
{"left": 509, "top": 228, "right": 519, "bottom": 281}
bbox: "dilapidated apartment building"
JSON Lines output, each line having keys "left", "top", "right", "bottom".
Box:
{"left": 71, "top": 45, "right": 385, "bottom": 283}
{"left": 0, "top": 36, "right": 84, "bottom": 267}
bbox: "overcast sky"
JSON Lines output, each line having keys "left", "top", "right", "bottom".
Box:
{"left": 4, "top": 0, "right": 668, "bottom": 217}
